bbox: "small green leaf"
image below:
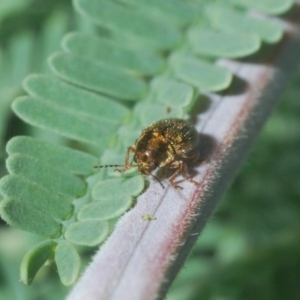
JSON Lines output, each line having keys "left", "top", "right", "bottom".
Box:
{"left": 207, "top": 5, "right": 283, "bottom": 43}
{"left": 115, "top": 126, "right": 141, "bottom": 151}
{"left": 135, "top": 103, "right": 184, "bottom": 127}
{"left": 7, "top": 136, "right": 98, "bottom": 175}
{"left": 0, "top": 175, "right": 72, "bottom": 219}
{"left": 119, "top": 0, "right": 199, "bottom": 27}
{"left": 6, "top": 153, "right": 86, "bottom": 197}
{"left": 0, "top": 198, "right": 61, "bottom": 237}
{"left": 138, "top": 77, "right": 193, "bottom": 123}
{"left": 12, "top": 96, "right": 119, "bottom": 145}
{"left": 55, "top": 241, "right": 81, "bottom": 286}
{"left": 49, "top": 52, "right": 147, "bottom": 100}
{"left": 170, "top": 55, "right": 232, "bottom": 92}
{"left": 65, "top": 220, "right": 109, "bottom": 246}
{"left": 229, "top": 0, "right": 294, "bottom": 15}
{"left": 92, "top": 174, "right": 144, "bottom": 198}
{"left": 150, "top": 78, "right": 194, "bottom": 108}
{"left": 79, "top": 175, "right": 144, "bottom": 220}
{"left": 62, "top": 32, "right": 164, "bottom": 75}
{"left": 188, "top": 28, "right": 261, "bottom": 58}
{"left": 20, "top": 240, "right": 56, "bottom": 285}
{"left": 23, "top": 74, "right": 130, "bottom": 122}
{"left": 74, "top": 0, "right": 181, "bottom": 50}
{"left": 78, "top": 195, "right": 132, "bottom": 221}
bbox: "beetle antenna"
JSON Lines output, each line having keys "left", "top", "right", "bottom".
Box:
{"left": 150, "top": 173, "right": 165, "bottom": 189}
{"left": 93, "top": 164, "right": 125, "bottom": 169}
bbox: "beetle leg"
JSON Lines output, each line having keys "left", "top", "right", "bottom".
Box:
{"left": 168, "top": 160, "right": 184, "bottom": 190}
{"left": 115, "top": 145, "right": 136, "bottom": 173}
{"left": 168, "top": 160, "right": 197, "bottom": 189}
{"left": 181, "top": 161, "right": 198, "bottom": 185}
{"left": 125, "top": 145, "right": 136, "bottom": 169}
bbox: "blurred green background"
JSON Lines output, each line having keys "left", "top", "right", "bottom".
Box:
{"left": 0, "top": 1, "right": 300, "bottom": 299}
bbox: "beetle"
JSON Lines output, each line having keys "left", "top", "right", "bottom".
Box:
{"left": 95, "top": 118, "right": 199, "bottom": 189}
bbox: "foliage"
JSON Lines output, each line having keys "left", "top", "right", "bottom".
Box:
{"left": 0, "top": 0, "right": 297, "bottom": 296}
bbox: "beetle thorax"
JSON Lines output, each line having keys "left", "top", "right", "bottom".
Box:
{"left": 134, "top": 133, "right": 174, "bottom": 173}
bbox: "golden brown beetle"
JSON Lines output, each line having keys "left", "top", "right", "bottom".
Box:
{"left": 95, "top": 118, "right": 199, "bottom": 189}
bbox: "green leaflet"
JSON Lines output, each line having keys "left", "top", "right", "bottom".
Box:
{"left": 55, "top": 241, "right": 81, "bottom": 286}
{"left": 23, "top": 74, "right": 131, "bottom": 122}
{"left": 229, "top": 0, "right": 294, "bottom": 15}
{"left": 7, "top": 136, "right": 98, "bottom": 175}
{"left": 79, "top": 175, "right": 144, "bottom": 220}
{"left": 74, "top": 0, "right": 181, "bottom": 50}
{"left": 134, "top": 103, "right": 184, "bottom": 127}
{"left": 132, "top": 77, "right": 195, "bottom": 127}
{"left": 118, "top": 0, "right": 200, "bottom": 27}
{"left": 12, "top": 96, "right": 119, "bottom": 145}
{"left": 170, "top": 55, "right": 232, "bottom": 92}
{"left": 0, "top": 198, "right": 61, "bottom": 238}
{"left": 78, "top": 196, "right": 133, "bottom": 221}
{"left": 20, "top": 240, "right": 56, "bottom": 285}
{"left": 62, "top": 32, "right": 164, "bottom": 75}
{"left": 49, "top": 52, "right": 147, "bottom": 100}
{"left": 150, "top": 78, "right": 194, "bottom": 108}
{"left": 65, "top": 220, "right": 109, "bottom": 246}
{"left": 6, "top": 153, "right": 86, "bottom": 197}
{"left": 0, "top": 175, "right": 72, "bottom": 220}
{"left": 188, "top": 28, "right": 261, "bottom": 58}
{"left": 207, "top": 5, "right": 283, "bottom": 43}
